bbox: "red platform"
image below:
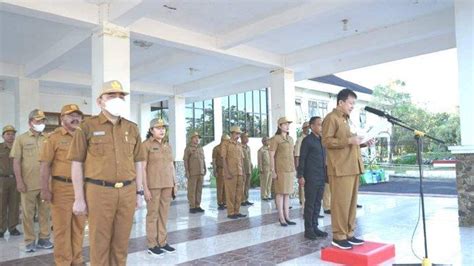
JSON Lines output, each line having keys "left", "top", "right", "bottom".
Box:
{"left": 321, "top": 241, "right": 395, "bottom": 266}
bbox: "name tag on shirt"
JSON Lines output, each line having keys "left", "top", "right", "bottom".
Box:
{"left": 93, "top": 131, "right": 106, "bottom": 136}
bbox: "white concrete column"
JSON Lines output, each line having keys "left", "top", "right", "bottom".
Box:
{"left": 269, "top": 68, "right": 296, "bottom": 139}
{"left": 139, "top": 99, "right": 151, "bottom": 140}
{"left": 168, "top": 96, "right": 186, "bottom": 161}
{"left": 11, "top": 78, "right": 40, "bottom": 133}
{"left": 91, "top": 22, "right": 131, "bottom": 118}
{"left": 213, "top": 97, "right": 223, "bottom": 141}
{"left": 451, "top": 0, "right": 474, "bottom": 153}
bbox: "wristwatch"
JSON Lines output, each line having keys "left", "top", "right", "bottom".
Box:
{"left": 136, "top": 190, "right": 144, "bottom": 196}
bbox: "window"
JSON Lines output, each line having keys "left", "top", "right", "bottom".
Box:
{"left": 308, "top": 100, "right": 328, "bottom": 118}
{"left": 185, "top": 100, "right": 214, "bottom": 146}
{"left": 221, "top": 88, "right": 269, "bottom": 137}
{"left": 295, "top": 99, "right": 303, "bottom": 124}
{"left": 151, "top": 101, "right": 169, "bottom": 122}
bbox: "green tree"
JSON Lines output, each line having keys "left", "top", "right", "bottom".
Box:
{"left": 370, "top": 81, "right": 460, "bottom": 158}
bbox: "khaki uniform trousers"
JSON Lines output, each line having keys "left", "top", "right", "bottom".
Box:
{"left": 187, "top": 175, "right": 203, "bottom": 208}
{"left": 329, "top": 175, "right": 359, "bottom": 241}
{"left": 224, "top": 175, "right": 243, "bottom": 216}
{"left": 323, "top": 183, "right": 331, "bottom": 211}
{"left": 216, "top": 173, "right": 226, "bottom": 205}
{"left": 146, "top": 188, "right": 172, "bottom": 248}
{"left": 86, "top": 182, "right": 136, "bottom": 266}
{"left": 241, "top": 173, "right": 251, "bottom": 203}
{"left": 259, "top": 171, "right": 272, "bottom": 199}
{"left": 51, "top": 180, "right": 86, "bottom": 266}
{"left": 0, "top": 177, "right": 20, "bottom": 233}
{"left": 20, "top": 189, "right": 51, "bottom": 244}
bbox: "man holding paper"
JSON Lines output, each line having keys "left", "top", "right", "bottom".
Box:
{"left": 322, "top": 88, "right": 374, "bottom": 250}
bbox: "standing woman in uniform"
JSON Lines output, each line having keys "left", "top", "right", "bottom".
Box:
{"left": 142, "top": 118, "right": 177, "bottom": 257}
{"left": 269, "top": 117, "right": 296, "bottom": 226}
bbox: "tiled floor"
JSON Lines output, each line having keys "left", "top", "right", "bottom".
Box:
{"left": 0, "top": 188, "right": 472, "bottom": 265}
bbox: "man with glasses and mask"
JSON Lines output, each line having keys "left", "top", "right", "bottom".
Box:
{"left": 39, "top": 104, "right": 86, "bottom": 265}
{"left": 67, "top": 80, "right": 145, "bottom": 266}
{"left": 10, "top": 109, "right": 53, "bottom": 252}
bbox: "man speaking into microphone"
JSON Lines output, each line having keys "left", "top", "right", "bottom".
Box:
{"left": 322, "top": 89, "right": 375, "bottom": 250}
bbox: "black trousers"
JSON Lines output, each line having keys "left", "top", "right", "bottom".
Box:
{"left": 303, "top": 179, "right": 325, "bottom": 232}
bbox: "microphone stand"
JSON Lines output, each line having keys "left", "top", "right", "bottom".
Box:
{"left": 384, "top": 116, "right": 444, "bottom": 266}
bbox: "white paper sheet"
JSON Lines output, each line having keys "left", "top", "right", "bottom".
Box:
{"left": 360, "top": 121, "right": 390, "bottom": 144}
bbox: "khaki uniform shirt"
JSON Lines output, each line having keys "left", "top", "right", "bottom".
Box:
{"left": 269, "top": 134, "right": 295, "bottom": 173}
{"left": 257, "top": 145, "right": 271, "bottom": 174}
{"left": 294, "top": 134, "right": 307, "bottom": 157}
{"left": 242, "top": 145, "right": 252, "bottom": 175}
{"left": 39, "top": 127, "right": 73, "bottom": 178}
{"left": 322, "top": 108, "right": 364, "bottom": 177}
{"left": 67, "top": 112, "right": 145, "bottom": 182}
{"left": 10, "top": 130, "right": 45, "bottom": 191}
{"left": 143, "top": 138, "right": 175, "bottom": 189}
{"left": 221, "top": 139, "right": 244, "bottom": 177}
{"left": 0, "top": 143, "right": 14, "bottom": 177}
{"left": 183, "top": 144, "right": 206, "bottom": 177}
{"left": 212, "top": 143, "right": 225, "bottom": 177}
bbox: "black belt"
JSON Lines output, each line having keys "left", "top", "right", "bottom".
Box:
{"left": 84, "top": 178, "right": 134, "bottom": 188}
{"left": 52, "top": 176, "right": 72, "bottom": 183}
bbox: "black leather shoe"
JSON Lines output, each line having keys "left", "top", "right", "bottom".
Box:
{"left": 314, "top": 228, "right": 328, "bottom": 237}
{"left": 279, "top": 219, "right": 288, "bottom": 227}
{"left": 357, "top": 204, "right": 363, "bottom": 208}
{"left": 9, "top": 228, "right": 21, "bottom": 236}
{"left": 285, "top": 219, "right": 296, "bottom": 225}
{"left": 245, "top": 201, "right": 254, "bottom": 205}
{"left": 318, "top": 215, "right": 324, "bottom": 218}
{"left": 304, "top": 232, "right": 317, "bottom": 240}
{"left": 196, "top": 207, "right": 205, "bottom": 212}
{"left": 324, "top": 209, "right": 331, "bottom": 214}
{"left": 189, "top": 208, "right": 197, "bottom": 213}
{"left": 240, "top": 202, "right": 247, "bottom": 206}
{"left": 236, "top": 213, "right": 247, "bottom": 218}
{"left": 227, "top": 214, "right": 238, "bottom": 219}
{"left": 217, "top": 204, "right": 225, "bottom": 210}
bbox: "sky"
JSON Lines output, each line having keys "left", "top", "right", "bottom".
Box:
{"left": 336, "top": 48, "right": 459, "bottom": 114}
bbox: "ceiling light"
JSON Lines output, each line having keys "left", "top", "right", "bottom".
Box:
{"left": 342, "top": 19, "right": 349, "bottom": 31}
{"left": 163, "top": 5, "right": 177, "bottom": 11}
{"left": 189, "top": 67, "right": 199, "bottom": 76}
{"left": 133, "top": 40, "right": 153, "bottom": 49}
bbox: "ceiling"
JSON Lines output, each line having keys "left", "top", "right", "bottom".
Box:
{"left": 0, "top": 0, "right": 456, "bottom": 104}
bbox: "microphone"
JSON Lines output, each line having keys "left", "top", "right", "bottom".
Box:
{"left": 364, "top": 106, "right": 402, "bottom": 123}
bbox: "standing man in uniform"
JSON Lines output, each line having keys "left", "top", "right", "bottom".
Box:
{"left": 294, "top": 121, "right": 309, "bottom": 206}
{"left": 212, "top": 134, "right": 229, "bottom": 210}
{"left": 297, "top": 116, "right": 329, "bottom": 240}
{"left": 221, "top": 126, "right": 246, "bottom": 219}
{"left": 257, "top": 137, "right": 272, "bottom": 201}
{"left": 67, "top": 80, "right": 145, "bottom": 265}
{"left": 240, "top": 133, "right": 253, "bottom": 206}
{"left": 0, "top": 125, "right": 21, "bottom": 238}
{"left": 39, "top": 104, "right": 86, "bottom": 265}
{"left": 183, "top": 132, "right": 206, "bottom": 213}
{"left": 322, "top": 88, "right": 373, "bottom": 250}
{"left": 10, "top": 109, "right": 53, "bottom": 252}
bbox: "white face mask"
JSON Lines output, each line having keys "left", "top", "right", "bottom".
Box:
{"left": 104, "top": 98, "right": 126, "bottom": 117}
{"left": 32, "top": 124, "right": 45, "bottom": 132}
